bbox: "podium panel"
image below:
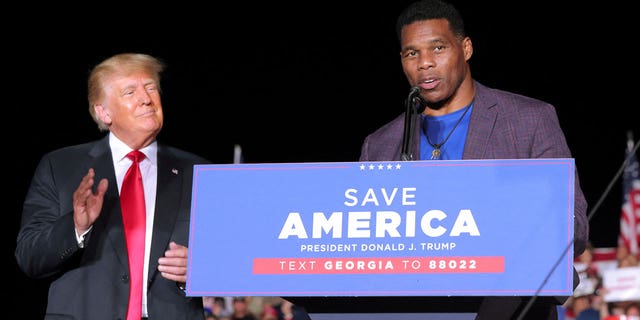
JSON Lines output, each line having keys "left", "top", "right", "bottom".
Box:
{"left": 186, "top": 159, "right": 575, "bottom": 314}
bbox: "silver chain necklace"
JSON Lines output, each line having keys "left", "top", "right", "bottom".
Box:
{"left": 423, "top": 104, "right": 471, "bottom": 160}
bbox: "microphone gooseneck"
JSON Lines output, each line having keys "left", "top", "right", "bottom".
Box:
{"left": 400, "top": 86, "right": 423, "bottom": 161}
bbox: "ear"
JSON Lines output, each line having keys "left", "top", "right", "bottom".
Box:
{"left": 94, "top": 104, "right": 112, "bottom": 126}
{"left": 462, "top": 37, "right": 473, "bottom": 61}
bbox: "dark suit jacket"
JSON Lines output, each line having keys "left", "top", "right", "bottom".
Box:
{"left": 360, "top": 80, "right": 588, "bottom": 255}
{"left": 359, "top": 81, "right": 589, "bottom": 319}
{"left": 15, "top": 135, "right": 209, "bottom": 320}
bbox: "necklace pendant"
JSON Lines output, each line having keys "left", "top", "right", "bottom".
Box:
{"left": 431, "top": 148, "right": 441, "bottom": 160}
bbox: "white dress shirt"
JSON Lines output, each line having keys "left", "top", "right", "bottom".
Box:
{"left": 110, "top": 133, "right": 158, "bottom": 318}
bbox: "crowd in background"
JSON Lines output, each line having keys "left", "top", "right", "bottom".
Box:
{"left": 561, "top": 244, "right": 640, "bottom": 320}
{"left": 203, "top": 296, "right": 309, "bottom": 320}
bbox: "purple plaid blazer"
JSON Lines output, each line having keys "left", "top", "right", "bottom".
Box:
{"left": 359, "top": 80, "right": 588, "bottom": 258}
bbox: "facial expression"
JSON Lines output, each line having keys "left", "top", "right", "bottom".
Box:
{"left": 400, "top": 19, "right": 472, "bottom": 107}
{"left": 95, "top": 71, "right": 163, "bottom": 148}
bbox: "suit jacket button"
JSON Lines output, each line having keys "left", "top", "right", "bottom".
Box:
{"left": 121, "top": 274, "right": 129, "bottom": 283}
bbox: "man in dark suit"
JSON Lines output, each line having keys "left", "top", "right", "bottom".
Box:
{"left": 359, "top": 1, "right": 589, "bottom": 319}
{"left": 15, "top": 53, "right": 208, "bottom": 320}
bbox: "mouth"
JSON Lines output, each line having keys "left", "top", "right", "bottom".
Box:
{"left": 137, "top": 109, "right": 156, "bottom": 117}
{"left": 416, "top": 78, "right": 438, "bottom": 90}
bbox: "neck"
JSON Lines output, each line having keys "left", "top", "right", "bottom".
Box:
{"left": 112, "top": 132, "right": 156, "bottom": 151}
{"left": 424, "top": 77, "right": 475, "bottom": 116}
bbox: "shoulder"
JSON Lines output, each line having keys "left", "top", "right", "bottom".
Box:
{"left": 364, "top": 113, "right": 406, "bottom": 140}
{"left": 158, "top": 144, "right": 212, "bottom": 165}
{"left": 475, "top": 81, "right": 554, "bottom": 109}
{"left": 473, "top": 81, "right": 557, "bottom": 118}
{"left": 359, "top": 113, "right": 406, "bottom": 161}
{"left": 40, "top": 139, "right": 105, "bottom": 162}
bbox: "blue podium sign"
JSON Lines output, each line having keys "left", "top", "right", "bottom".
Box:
{"left": 187, "top": 159, "right": 575, "bottom": 297}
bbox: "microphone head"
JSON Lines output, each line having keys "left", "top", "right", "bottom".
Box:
{"left": 408, "top": 86, "right": 426, "bottom": 113}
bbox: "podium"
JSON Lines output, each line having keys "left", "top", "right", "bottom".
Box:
{"left": 284, "top": 296, "right": 570, "bottom": 319}
{"left": 185, "top": 159, "right": 576, "bottom": 318}
{"left": 287, "top": 296, "right": 481, "bottom": 319}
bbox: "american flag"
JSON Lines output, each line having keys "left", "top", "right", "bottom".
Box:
{"left": 618, "top": 131, "right": 640, "bottom": 256}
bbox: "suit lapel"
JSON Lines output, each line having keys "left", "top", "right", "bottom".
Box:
{"left": 147, "top": 147, "right": 183, "bottom": 283}
{"left": 463, "top": 83, "right": 498, "bottom": 160}
{"left": 87, "top": 137, "right": 130, "bottom": 269}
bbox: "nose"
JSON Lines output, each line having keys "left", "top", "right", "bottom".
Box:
{"left": 137, "top": 90, "right": 152, "bottom": 105}
{"left": 418, "top": 52, "right": 435, "bottom": 69}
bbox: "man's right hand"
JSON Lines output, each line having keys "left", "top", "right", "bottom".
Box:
{"left": 73, "top": 168, "right": 108, "bottom": 235}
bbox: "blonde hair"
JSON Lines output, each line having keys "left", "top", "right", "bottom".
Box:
{"left": 87, "top": 53, "right": 165, "bottom": 131}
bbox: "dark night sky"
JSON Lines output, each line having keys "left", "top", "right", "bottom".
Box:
{"left": 7, "top": 2, "right": 638, "bottom": 317}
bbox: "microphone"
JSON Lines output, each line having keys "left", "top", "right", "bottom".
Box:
{"left": 409, "top": 86, "right": 421, "bottom": 97}
{"left": 410, "top": 87, "right": 426, "bottom": 114}
{"left": 400, "top": 86, "right": 423, "bottom": 161}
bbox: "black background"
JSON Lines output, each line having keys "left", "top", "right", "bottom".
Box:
{"left": 7, "top": 2, "right": 638, "bottom": 317}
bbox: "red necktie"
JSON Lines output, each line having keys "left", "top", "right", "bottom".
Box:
{"left": 120, "top": 150, "right": 146, "bottom": 320}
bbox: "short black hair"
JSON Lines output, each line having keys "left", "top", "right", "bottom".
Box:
{"left": 396, "top": 0, "right": 466, "bottom": 43}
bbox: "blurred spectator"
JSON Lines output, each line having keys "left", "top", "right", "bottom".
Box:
{"left": 271, "top": 298, "right": 311, "bottom": 320}
{"left": 576, "top": 243, "right": 596, "bottom": 276}
{"left": 230, "top": 297, "right": 257, "bottom": 320}
{"left": 261, "top": 304, "right": 278, "bottom": 320}
{"left": 617, "top": 246, "right": 631, "bottom": 264}
{"left": 599, "top": 245, "right": 640, "bottom": 320}
{"left": 573, "top": 294, "right": 600, "bottom": 320}
{"left": 619, "top": 254, "right": 639, "bottom": 268}
{"left": 624, "top": 301, "right": 640, "bottom": 318}
{"left": 204, "top": 296, "right": 233, "bottom": 319}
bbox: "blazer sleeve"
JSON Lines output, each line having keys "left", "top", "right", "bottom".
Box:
{"left": 15, "top": 153, "right": 86, "bottom": 278}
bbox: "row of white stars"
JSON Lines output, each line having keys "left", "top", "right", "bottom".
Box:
{"left": 359, "top": 163, "right": 403, "bottom": 170}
